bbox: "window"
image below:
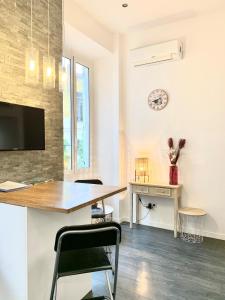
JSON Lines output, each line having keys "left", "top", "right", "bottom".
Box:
{"left": 63, "top": 57, "right": 91, "bottom": 174}
{"left": 63, "top": 57, "right": 72, "bottom": 171}
{"left": 75, "top": 63, "right": 90, "bottom": 170}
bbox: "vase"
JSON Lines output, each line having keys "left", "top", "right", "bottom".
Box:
{"left": 169, "top": 165, "right": 178, "bottom": 185}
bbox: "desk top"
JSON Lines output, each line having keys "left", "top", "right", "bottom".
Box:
{"left": 0, "top": 181, "right": 127, "bottom": 213}
{"left": 129, "top": 181, "right": 182, "bottom": 189}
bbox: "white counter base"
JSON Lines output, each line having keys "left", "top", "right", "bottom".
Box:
{"left": 0, "top": 203, "right": 92, "bottom": 300}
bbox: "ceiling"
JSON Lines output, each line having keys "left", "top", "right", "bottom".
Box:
{"left": 72, "top": 0, "right": 225, "bottom": 33}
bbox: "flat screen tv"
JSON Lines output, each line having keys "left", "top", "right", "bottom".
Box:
{"left": 0, "top": 101, "right": 45, "bottom": 151}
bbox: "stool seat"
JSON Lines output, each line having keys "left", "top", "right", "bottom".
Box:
{"left": 92, "top": 204, "right": 114, "bottom": 220}
{"left": 178, "top": 207, "right": 207, "bottom": 216}
{"left": 98, "top": 204, "right": 114, "bottom": 215}
{"left": 92, "top": 207, "right": 106, "bottom": 219}
{"left": 58, "top": 247, "right": 112, "bottom": 277}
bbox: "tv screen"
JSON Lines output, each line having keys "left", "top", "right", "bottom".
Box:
{"left": 0, "top": 101, "right": 45, "bottom": 151}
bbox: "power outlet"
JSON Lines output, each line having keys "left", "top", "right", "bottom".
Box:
{"left": 146, "top": 203, "right": 156, "bottom": 210}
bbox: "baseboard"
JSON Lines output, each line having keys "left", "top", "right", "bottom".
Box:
{"left": 140, "top": 220, "right": 173, "bottom": 231}
{"left": 118, "top": 216, "right": 130, "bottom": 223}
{"left": 119, "top": 216, "right": 225, "bottom": 241}
{"left": 201, "top": 230, "right": 225, "bottom": 240}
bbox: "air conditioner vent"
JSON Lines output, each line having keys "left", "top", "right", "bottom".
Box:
{"left": 130, "top": 40, "right": 183, "bottom": 67}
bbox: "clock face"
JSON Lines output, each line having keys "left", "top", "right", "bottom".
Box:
{"left": 148, "top": 89, "right": 168, "bottom": 111}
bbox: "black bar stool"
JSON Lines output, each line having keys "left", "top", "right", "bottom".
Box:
{"left": 50, "top": 222, "right": 121, "bottom": 300}
{"left": 75, "top": 179, "right": 113, "bottom": 222}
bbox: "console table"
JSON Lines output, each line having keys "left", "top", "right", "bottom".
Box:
{"left": 129, "top": 182, "right": 182, "bottom": 238}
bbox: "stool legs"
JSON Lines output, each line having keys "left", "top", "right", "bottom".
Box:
{"left": 50, "top": 274, "right": 58, "bottom": 300}
{"left": 50, "top": 253, "right": 60, "bottom": 300}
{"left": 50, "top": 277, "right": 57, "bottom": 300}
{"left": 113, "top": 244, "right": 119, "bottom": 299}
{"left": 105, "top": 271, "right": 113, "bottom": 300}
{"left": 179, "top": 214, "right": 205, "bottom": 243}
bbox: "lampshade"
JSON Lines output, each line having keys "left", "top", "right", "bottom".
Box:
{"left": 25, "top": 47, "right": 39, "bottom": 85}
{"left": 25, "top": 0, "right": 39, "bottom": 86}
{"left": 135, "top": 158, "right": 149, "bottom": 182}
{"left": 43, "top": 0, "right": 56, "bottom": 90}
{"left": 43, "top": 55, "right": 55, "bottom": 89}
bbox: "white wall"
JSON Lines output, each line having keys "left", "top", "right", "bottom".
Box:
{"left": 64, "top": 3, "right": 225, "bottom": 239}
{"left": 64, "top": 8, "right": 124, "bottom": 220}
{"left": 64, "top": 0, "right": 114, "bottom": 53}
{"left": 93, "top": 41, "right": 122, "bottom": 221}
{"left": 122, "top": 10, "right": 225, "bottom": 239}
{"left": 94, "top": 55, "right": 118, "bottom": 185}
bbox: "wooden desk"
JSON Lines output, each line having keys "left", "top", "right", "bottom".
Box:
{"left": 0, "top": 181, "right": 127, "bottom": 213}
{"left": 129, "top": 182, "right": 182, "bottom": 238}
{"left": 0, "top": 181, "right": 126, "bottom": 300}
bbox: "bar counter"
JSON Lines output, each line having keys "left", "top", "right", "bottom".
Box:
{"left": 0, "top": 181, "right": 126, "bottom": 300}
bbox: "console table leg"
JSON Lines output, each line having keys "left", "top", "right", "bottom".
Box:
{"left": 130, "top": 190, "right": 133, "bottom": 228}
{"left": 135, "top": 193, "right": 139, "bottom": 224}
{"left": 174, "top": 197, "right": 178, "bottom": 238}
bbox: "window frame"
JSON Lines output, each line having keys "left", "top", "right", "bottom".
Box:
{"left": 74, "top": 60, "right": 91, "bottom": 172}
{"left": 63, "top": 53, "right": 93, "bottom": 180}
{"left": 62, "top": 56, "right": 73, "bottom": 172}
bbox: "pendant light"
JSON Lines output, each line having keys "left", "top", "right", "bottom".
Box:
{"left": 58, "top": 0, "right": 66, "bottom": 92}
{"left": 25, "top": 0, "right": 39, "bottom": 85}
{"left": 43, "top": 0, "right": 55, "bottom": 89}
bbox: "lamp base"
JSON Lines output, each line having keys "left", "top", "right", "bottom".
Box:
{"left": 135, "top": 175, "right": 149, "bottom": 183}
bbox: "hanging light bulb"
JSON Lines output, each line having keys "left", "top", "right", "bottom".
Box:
{"left": 43, "top": 55, "right": 55, "bottom": 89}
{"left": 25, "top": 0, "right": 39, "bottom": 85}
{"left": 43, "top": 0, "right": 55, "bottom": 89}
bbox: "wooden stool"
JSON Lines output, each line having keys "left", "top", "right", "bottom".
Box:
{"left": 178, "top": 207, "right": 207, "bottom": 243}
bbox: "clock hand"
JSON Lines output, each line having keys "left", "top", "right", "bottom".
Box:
{"left": 153, "top": 97, "right": 162, "bottom": 104}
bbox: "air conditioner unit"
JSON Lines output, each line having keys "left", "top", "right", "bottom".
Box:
{"left": 130, "top": 40, "right": 183, "bottom": 67}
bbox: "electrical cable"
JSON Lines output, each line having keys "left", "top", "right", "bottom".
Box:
{"left": 137, "top": 195, "right": 155, "bottom": 222}
{"left": 47, "top": 0, "right": 50, "bottom": 57}
{"left": 138, "top": 194, "right": 148, "bottom": 208}
{"left": 137, "top": 210, "right": 150, "bottom": 223}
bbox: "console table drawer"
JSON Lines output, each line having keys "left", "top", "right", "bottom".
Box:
{"left": 149, "top": 187, "right": 171, "bottom": 197}
{"left": 133, "top": 185, "right": 149, "bottom": 194}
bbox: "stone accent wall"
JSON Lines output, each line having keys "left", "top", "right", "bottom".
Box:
{"left": 0, "top": 0, "right": 63, "bottom": 182}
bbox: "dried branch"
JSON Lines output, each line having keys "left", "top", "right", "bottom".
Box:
{"left": 168, "top": 137, "right": 173, "bottom": 149}
{"left": 168, "top": 138, "right": 186, "bottom": 165}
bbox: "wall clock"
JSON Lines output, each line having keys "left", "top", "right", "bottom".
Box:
{"left": 148, "top": 89, "right": 169, "bottom": 111}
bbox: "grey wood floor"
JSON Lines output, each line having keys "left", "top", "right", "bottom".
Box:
{"left": 90, "top": 223, "right": 225, "bottom": 300}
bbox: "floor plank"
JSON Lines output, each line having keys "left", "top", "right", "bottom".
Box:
{"left": 91, "top": 223, "right": 225, "bottom": 300}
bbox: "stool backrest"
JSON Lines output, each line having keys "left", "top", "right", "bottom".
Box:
{"left": 74, "top": 179, "right": 105, "bottom": 214}
{"left": 75, "top": 179, "right": 103, "bottom": 185}
{"left": 54, "top": 222, "right": 121, "bottom": 252}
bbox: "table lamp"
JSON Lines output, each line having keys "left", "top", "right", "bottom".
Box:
{"left": 135, "top": 158, "right": 149, "bottom": 183}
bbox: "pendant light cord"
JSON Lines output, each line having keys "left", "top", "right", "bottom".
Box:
{"left": 62, "top": 0, "right": 64, "bottom": 51}
{"left": 48, "top": 0, "right": 50, "bottom": 57}
{"left": 30, "top": 0, "right": 33, "bottom": 48}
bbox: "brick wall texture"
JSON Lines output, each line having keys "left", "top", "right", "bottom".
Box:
{"left": 0, "top": 0, "right": 63, "bottom": 182}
